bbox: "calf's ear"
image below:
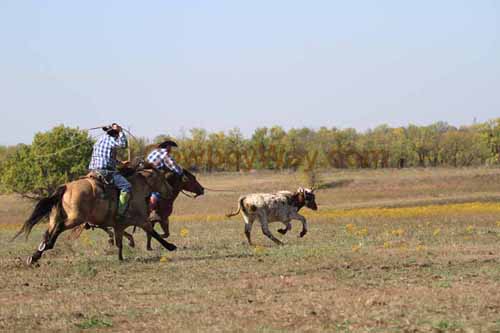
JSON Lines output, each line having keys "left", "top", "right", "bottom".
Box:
{"left": 298, "top": 192, "right": 306, "bottom": 204}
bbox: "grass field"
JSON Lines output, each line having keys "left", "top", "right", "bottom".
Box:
{"left": 1, "top": 168, "right": 500, "bottom": 332}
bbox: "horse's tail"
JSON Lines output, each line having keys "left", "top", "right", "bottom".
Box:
{"left": 12, "top": 185, "right": 67, "bottom": 241}
{"left": 226, "top": 197, "right": 246, "bottom": 218}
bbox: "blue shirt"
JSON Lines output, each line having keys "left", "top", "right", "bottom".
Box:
{"left": 89, "top": 132, "right": 128, "bottom": 170}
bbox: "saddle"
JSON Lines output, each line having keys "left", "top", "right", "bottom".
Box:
{"left": 84, "top": 171, "right": 118, "bottom": 199}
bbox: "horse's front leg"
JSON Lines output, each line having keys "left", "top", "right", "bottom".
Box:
{"left": 159, "top": 217, "right": 170, "bottom": 239}
{"left": 142, "top": 221, "right": 177, "bottom": 252}
{"left": 146, "top": 222, "right": 154, "bottom": 251}
{"left": 123, "top": 231, "right": 135, "bottom": 248}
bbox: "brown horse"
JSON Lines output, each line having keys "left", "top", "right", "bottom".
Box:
{"left": 90, "top": 169, "right": 205, "bottom": 250}
{"left": 146, "top": 169, "right": 204, "bottom": 250}
{"left": 14, "top": 169, "right": 177, "bottom": 264}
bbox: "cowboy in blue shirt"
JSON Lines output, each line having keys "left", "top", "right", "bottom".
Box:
{"left": 89, "top": 123, "right": 131, "bottom": 221}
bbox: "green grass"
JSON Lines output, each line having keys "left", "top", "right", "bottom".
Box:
{"left": 75, "top": 316, "right": 113, "bottom": 329}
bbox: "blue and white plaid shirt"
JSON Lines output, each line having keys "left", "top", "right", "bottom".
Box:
{"left": 146, "top": 148, "right": 183, "bottom": 175}
{"left": 88, "top": 132, "right": 128, "bottom": 170}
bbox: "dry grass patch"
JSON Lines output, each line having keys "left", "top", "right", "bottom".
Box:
{"left": 1, "top": 168, "right": 500, "bottom": 331}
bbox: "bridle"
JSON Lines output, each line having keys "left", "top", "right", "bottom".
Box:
{"left": 180, "top": 190, "right": 200, "bottom": 199}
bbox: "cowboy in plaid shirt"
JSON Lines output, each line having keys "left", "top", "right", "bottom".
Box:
{"left": 146, "top": 140, "right": 183, "bottom": 175}
{"left": 89, "top": 123, "right": 131, "bottom": 220}
{"left": 146, "top": 140, "right": 183, "bottom": 235}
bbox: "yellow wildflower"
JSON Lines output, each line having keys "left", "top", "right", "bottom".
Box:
{"left": 391, "top": 229, "right": 404, "bottom": 237}
{"left": 415, "top": 245, "right": 426, "bottom": 252}
{"left": 345, "top": 224, "right": 356, "bottom": 234}
{"left": 180, "top": 228, "right": 189, "bottom": 238}
{"left": 352, "top": 244, "right": 362, "bottom": 252}
{"left": 355, "top": 228, "right": 368, "bottom": 237}
{"left": 254, "top": 246, "right": 266, "bottom": 255}
{"left": 433, "top": 228, "right": 441, "bottom": 237}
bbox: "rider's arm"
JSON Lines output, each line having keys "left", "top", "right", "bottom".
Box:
{"left": 110, "top": 132, "right": 128, "bottom": 149}
{"left": 163, "top": 154, "right": 183, "bottom": 175}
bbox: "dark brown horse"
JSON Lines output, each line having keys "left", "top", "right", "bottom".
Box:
{"left": 146, "top": 169, "right": 204, "bottom": 250}
{"left": 88, "top": 169, "right": 204, "bottom": 250}
{"left": 14, "top": 169, "right": 177, "bottom": 264}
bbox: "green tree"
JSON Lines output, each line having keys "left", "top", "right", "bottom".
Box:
{"left": 479, "top": 118, "right": 500, "bottom": 164}
{"left": 1, "top": 126, "right": 94, "bottom": 197}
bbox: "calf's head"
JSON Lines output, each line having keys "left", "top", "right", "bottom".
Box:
{"left": 298, "top": 187, "right": 318, "bottom": 211}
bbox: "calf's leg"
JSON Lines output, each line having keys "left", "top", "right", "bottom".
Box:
{"left": 259, "top": 215, "right": 283, "bottom": 245}
{"left": 243, "top": 214, "right": 254, "bottom": 245}
{"left": 292, "top": 213, "right": 308, "bottom": 237}
{"left": 278, "top": 221, "right": 292, "bottom": 235}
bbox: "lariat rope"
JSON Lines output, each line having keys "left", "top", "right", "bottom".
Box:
{"left": 203, "top": 187, "right": 239, "bottom": 193}
{"left": 33, "top": 124, "right": 138, "bottom": 159}
{"left": 31, "top": 124, "right": 242, "bottom": 196}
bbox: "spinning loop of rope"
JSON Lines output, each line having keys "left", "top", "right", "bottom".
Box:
{"left": 32, "top": 124, "right": 138, "bottom": 160}
{"left": 29, "top": 124, "right": 249, "bottom": 196}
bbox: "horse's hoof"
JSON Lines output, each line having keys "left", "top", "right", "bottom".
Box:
{"left": 166, "top": 243, "right": 177, "bottom": 251}
{"left": 299, "top": 231, "right": 307, "bottom": 238}
{"left": 129, "top": 242, "right": 135, "bottom": 248}
{"left": 160, "top": 233, "right": 169, "bottom": 239}
{"left": 37, "top": 242, "right": 46, "bottom": 252}
{"left": 26, "top": 256, "right": 33, "bottom": 266}
{"left": 278, "top": 229, "right": 287, "bottom": 235}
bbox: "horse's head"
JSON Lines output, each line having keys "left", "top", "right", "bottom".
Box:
{"left": 179, "top": 169, "right": 204, "bottom": 197}
{"left": 164, "top": 169, "right": 204, "bottom": 198}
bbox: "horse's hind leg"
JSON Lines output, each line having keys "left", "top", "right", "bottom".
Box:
{"left": 114, "top": 226, "right": 125, "bottom": 261}
{"left": 28, "top": 216, "right": 83, "bottom": 265}
{"left": 28, "top": 210, "right": 62, "bottom": 265}
{"left": 104, "top": 227, "right": 115, "bottom": 247}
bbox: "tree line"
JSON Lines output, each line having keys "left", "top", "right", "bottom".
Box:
{"left": 168, "top": 119, "right": 500, "bottom": 171}
{"left": 1, "top": 119, "right": 500, "bottom": 195}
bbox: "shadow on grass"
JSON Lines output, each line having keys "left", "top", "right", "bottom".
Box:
{"left": 132, "top": 252, "right": 255, "bottom": 264}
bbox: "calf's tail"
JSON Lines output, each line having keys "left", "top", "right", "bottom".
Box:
{"left": 226, "top": 197, "right": 246, "bottom": 218}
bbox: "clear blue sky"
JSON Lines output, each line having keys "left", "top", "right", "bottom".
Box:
{"left": 1, "top": 0, "right": 499, "bottom": 145}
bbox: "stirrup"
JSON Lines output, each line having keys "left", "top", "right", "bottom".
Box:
{"left": 148, "top": 211, "right": 161, "bottom": 223}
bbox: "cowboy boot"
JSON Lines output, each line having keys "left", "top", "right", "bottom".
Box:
{"left": 117, "top": 191, "right": 130, "bottom": 222}
{"left": 148, "top": 193, "right": 161, "bottom": 223}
